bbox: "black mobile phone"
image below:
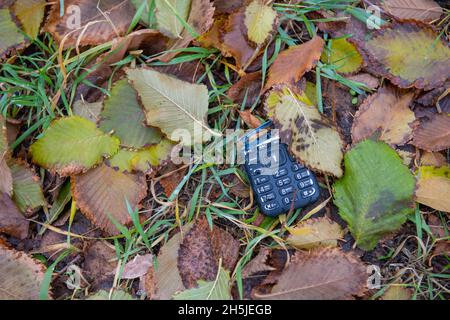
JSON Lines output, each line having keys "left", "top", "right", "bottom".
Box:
{"left": 241, "top": 121, "right": 320, "bottom": 216}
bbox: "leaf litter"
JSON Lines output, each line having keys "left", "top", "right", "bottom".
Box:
{"left": 0, "top": 0, "right": 449, "bottom": 301}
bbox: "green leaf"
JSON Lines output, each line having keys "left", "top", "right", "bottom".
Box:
{"left": 321, "top": 38, "right": 363, "bottom": 74}
{"left": 155, "top": 0, "right": 191, "bottom": 38}
{"left": 333, "top": 140, "right": 415, "bottom": 250}
{"left": 0, "top": 8, "right": 25, "bottom": 58}
{"left": 9, "top": 160, "right": 45, "bottom": 216}
{"left": 99, "top": 79, "right": 162, "bottom": 148}
{"left": 12, "top": 0, "right": 46, "bottom": 40}
{"left": 173, "top": 266, "right": 232, "bottom": 300}
{"left": 127, "top": 68, "right": 213, "bottom": 146}
{"left": 30, "top": 116, "right": 120, "bottom": 176}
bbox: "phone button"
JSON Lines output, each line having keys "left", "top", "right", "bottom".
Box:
{"left": 260, "top": 192, "right": 275, "bottom": 203}
{"left": 255, "top": 176, "right": 269, "bottom": 185}
{"left": 263, "top": 202, "right": 279, "bottom": 211}
{"left": 274, "top": 168, "right": 288, "bottom": 178}
{"left": 257, "top": 183, "right": 273, "bottom": 194}
{"left": 291, "top": 163, "right": 304, "bottom": 172}
{"left": 279, "top": 186, "right": 294, "bottom": 196}
{"left": 276, "top": 177, "right": 291, "bottom": 187}
{"left": 301, "top": 187, "right": 316, "bottom": 198}
{"left": 295, "top": 170, "right": 310, "bottom": 180}
{"left": 298, "top": 179, "right": 313, "bottom": 189}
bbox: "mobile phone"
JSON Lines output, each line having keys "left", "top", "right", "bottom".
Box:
{"left": 241, "top": 121, "right": 320, "bottom": 216}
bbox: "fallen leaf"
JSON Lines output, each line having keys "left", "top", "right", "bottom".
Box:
{"left": 381, "top": 285, "right": 412, "bottom": 300}
{"left": 9, "top": 159, "right": 46, "bottom": 216}
{"left": 178, "top": 218, "right": 239, "bottom": 288}
{"left": 352, "top": 85, "right": 415, "bottom": 145}
{"left": 72, "top": 100, "right": 103, "bottom": 123}
{"left": 382, "top": 0, "right": 443, "bottom": 22}
{"left": 238, "top": 110, "right": 262, "bottom": 129}
{"left": 83, "top": 240, "right": 117, "bottom": 290}
{"left": 359, "top": 21, "right": 450, "bottom": 90}
{"left": 155, "top": 0, "right": 191, "bottom": 38}
{"left": 44, "top": 0, "right": 136, "bottom": 48}
{"left": 416, "top": 166, "right": 450, "bottom": 213}
{"left": 254, "top": 248, "right": 366, "bottom": 300}
{"left": 333, "top": 140, "right": 416, "bottom": 250}
{"left": 129, "top": 139, "right": 175, "bottom": 174}
{"left": 126, "top": 68, "right": 212, "bottom": 146}
{"left": 12, "top": 0, "right": 46, "bottom": 39}
{"left": 159, "top": 163, "right": 187, "bottom": 197}
{"left": 321, "top": 38, "right": 363, "bottom": 74}
{"left": 0, "top": 193, "right": 29, "bottom": 239}
{"left": 214, "top": 0, "right": 244, "bottom": 14}
{"left": 154, "top": 61, "right": 205, "bottom": 83}
{"left": 221, "top": 8, "right": 257, "bottom": 70}
{"left": 287, "top": 217, "right": 344, "bottom": 249}
{"left": 412, "top": 113, "right": 450, "bottom": 152}
{"left": 345, "top": 73, "right": 379, "bottom": 90}
{"left": 71, "top": 164, "right": 147, "bottom": 235}
{"left": 173, "top": 266, "right": 232, "bottom": 300}
{"left": 420, "top": 152, "right": 447, "bottom": 167}
{"left": 227, "top": 71, "right": 262, "bottom": 108}
{"left": 268, "top": 88, "right": 344, "bottom": 177}
{"left": 242, "top": 248, "right": 275, "bottom": 278}
{"left": 30, "top": 116, "right": 120, "bottom": 176}
{"left": 244, "top": 0, "right": 277, "bottom": 46}
{"left": 0, "top": 7, "right": 26, "bottom": 59}
{"left": 227, "top": 174, "right": 250, "bottom": 198}
{"left": 264, "top": 36, "right": 324, "bottom": 91}
{"left": 0, "top": 244, "right": 47, "bottom": 299}
{"left": 152, "top": 223, "right": 194, "bottom": 300}
{"left": 122, "top": 254, "right": 153, "bottom": 279}
{"left": 0, "top": 116, "right": 12, "bottom": 195}
{"left": 157, "top": 0, "right": 214, "bottom": 62}
{"left": 99, "top": 79, "right": 162, "bottom": 148}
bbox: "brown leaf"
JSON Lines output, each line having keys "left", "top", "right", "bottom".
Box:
{"left": 352, "top": 85, "right": 415, "bottom": 145}
{"left": 178, "top": 218, "right": 239, "bottom": 288}
{"left": 0, "top": 244, "right": 47, "bottom": 299}
{"left": 71, "top": 164, "right": 147, "bottom": 236}
{"left": 154, "top": 61, "right": 205, "bottom": 83}
{"left": 159, "top": 163, "right": 187, "bottom": 197}
{"left": 412, "top": 113, "right": 450, "bottom": 152}
{"left": 44, "top": 0, "right": 136, "bottom": 48}
{"left": 157, "top": 0, "right": 215, "bottom": 62}
{"left": 152, "top": 223, "right": 193, "bottom": 300}
{"left": 345, "top": 73, "right": 379, "bottom": 90}
{"left": 264, "top": 36, "right": 324, "bottom": 91}
{"left": 221, "top": 8, "right": 257, "bottom": 70}
{"left": 122, "top": 254, "right": 153, "bottom": 279}
{"left": 254, "top": 248, "right": 366, "bottom": 300}
{"left": 238, "top": 109, "right": 262, "bottom": 129}
{"left": 242, "top": 248, "right": 275, "bottom": 278}
{"left": 228, "top": 71, "right": 262, "bottom": 107}
{"left": 0, "top": 193, "right": 29, "bottom": 239}
{"left": 382, "top": 0, "right": 443, "bottom": 22}
{"left": 420, "top": 152, "right": 447, "bottom": 167}
{"left": 214, "top": 0, "right": 245, "bottom": 14}
{"left": 227, "top": 174, "right": 250, "bottom": 198}
{"left": 0, "top": 116, "right": 12, "bottom": 195}
{"left": 83, "top": 240, "right": 116, "bottom": 290}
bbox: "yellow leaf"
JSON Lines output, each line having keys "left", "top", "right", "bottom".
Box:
{"left": 287, "top": 217, "right": 344, "bottom": 249}
{"left": 416, "top": 166, "right": 450, "bottom": 213}
{"left": 13, "top": 0, "right": 46, "bottom": 39}
{"left": 321, "top": 38, "right": 362, "bottom": 74}
{"left": 244, "top": 0, "right": 277, "bottom": 45}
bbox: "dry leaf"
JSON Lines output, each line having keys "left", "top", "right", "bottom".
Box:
{"left": 122, "top": 254, "right": 153, "bottom": 279}
{"left": 346, "top": 73, "right": 379, "bottom": 90}
{"left": 382, "top": 0, "right": 443, "bottom": 22}
{"left": 254, "top": 248, "right": 366, "bottom": 300}
{"left": 242, "top": 248, "right": 275, "bottom": 278}
{"left": 228, "top": 71, "right": 262, "bottom": 107}
{"left": 0, "top": 244, "right": 47, "bottom": 299}
{"left": 238, "top": 110, "right": 262, "bottom": 129}
{"left": 416, "top": 166, "right": 450, "bottom": 213}
{"left": 264, "top": 36, "right": 324, "bottom": 91}
{"left": 0, "top": 192, "right": 29, "bottom": 239}
{"left": 178, "top": 218, "right": 239, "bottom": 288}
{"left": 359, "top": 21, "right": 450, "bottom": 90}
{"left": 71, "top": 164, "right": 147, "bottom": 235}
{"left": 352, "top": 85, "right": 415, "bottom": 145}
{"left": 244, "top": 0, "right": 277, "bottom": 45}
{"left": 72, "top": 100, "right": 103, "bottom": 123}
{"left": 287, "top": 217, "right": 344, "bottom": 249}
{"left": 159, "top": 163, "right": 187, "bottom": 197}
{"left": 268, "top": 88, "right": 344, "bottom": 177}
{"left": 0, "top": 115, "right": 12, "bottom": 195}
{"left": 44, "top": 0, "right": 136, "bottom": 48}
{"left": 152, "top": 223, "right": 193, "bottom": 300}
{"left": 155, "top": 0, "right": 191, "bottom": 38}
{"left": 420, "top": 152, "right": 447, "bottom": 167}
{"left": 412, "top": 113, "right": 450, "bottom": 152}
{"left": 83, "top": 240, "right": 117, "bottom": 290}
